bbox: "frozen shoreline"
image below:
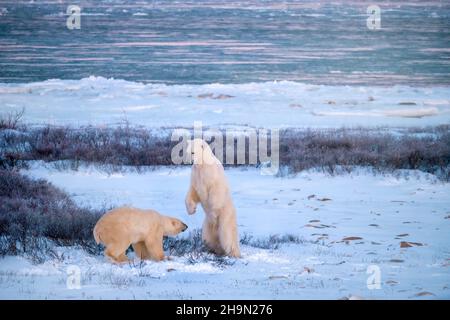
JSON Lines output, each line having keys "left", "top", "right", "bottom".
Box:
{"left": 1, "top": 77, "right": 449, "bottom": 129}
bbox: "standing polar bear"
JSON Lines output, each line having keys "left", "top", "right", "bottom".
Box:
{"left": 94, "top": 207, "right": 188, "bottom": 263}
{"left": 185, "top": 139, "right": 241, "bottom": 258}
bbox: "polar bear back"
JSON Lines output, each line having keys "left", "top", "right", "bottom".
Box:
{"left": 94, "top": 207, "right": 160, "bottom": 245}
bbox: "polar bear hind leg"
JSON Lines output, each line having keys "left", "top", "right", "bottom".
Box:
{"left": 218, "top": 214, "right": 241, "bottom": 258}
{"left": 202, "top": 219, "right": 223, "bottom": 255}
{"left": 105, "top": 242, "right": 130, "bottom": 263}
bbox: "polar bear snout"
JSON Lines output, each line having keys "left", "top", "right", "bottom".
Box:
{"left": 165, "top": 217, "right": 189, "bottom": 236}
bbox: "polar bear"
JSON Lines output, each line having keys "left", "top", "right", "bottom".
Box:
{"left": 93, "top": 207, "right": 188, "bottom": 263}
{"left": 185, "top": 139, "right": 241, "bottom": 258}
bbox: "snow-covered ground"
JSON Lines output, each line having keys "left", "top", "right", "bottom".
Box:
{"left": 1, "top": 77, "right": 450, "bottom": 128}
{"left": 0, "top": 163, "right": 449, "bottom": 299}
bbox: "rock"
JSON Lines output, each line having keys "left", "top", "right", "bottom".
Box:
{"left": 304, "top": 223, "right": 330, "bottom": 229}
{"left": 400, "top": 241, "right": 423, "bottom": 248}
{"left": 197, "top": 93, "right": 214, "bottom": 99}
{"left": 415, "top": 291, "right": 435, "bottom": 297}
{"left": 213, "top": 94, "right": 234, "bottom": 100}
{"left": 342, "top": 236, "right": 363, "bottom": 241}
{"left": 302, "top": 267, "right": 314, "bottom": 274}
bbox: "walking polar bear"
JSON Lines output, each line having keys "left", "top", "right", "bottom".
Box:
{"left": 94, "top": 207, "right": 188, "bottom": 263}
{"left": 185, "top": 139, "right": 241, "bottom": 258}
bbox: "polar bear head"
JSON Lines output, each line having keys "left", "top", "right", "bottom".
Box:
{"left": 162, "top": 216, "right": 188, "bottom": 236}
{"left": 186, "top": 138, "right": 217, "bottom": 165}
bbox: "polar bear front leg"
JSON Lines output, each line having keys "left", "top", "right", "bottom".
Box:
{"left": 105, "top": 243, "right": 130, "bottom": 263}
{"left": 185, "top": 186, "right": 200, "bottom": 215}
{"left": 144, "top": 232, "right": 165, "bottom": 262}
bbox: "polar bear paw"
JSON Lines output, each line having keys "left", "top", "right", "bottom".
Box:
{"left": 186, "top": 200, "right": 197, "bottom": 215}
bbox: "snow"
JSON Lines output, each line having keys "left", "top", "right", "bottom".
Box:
{"left": 0, "top": 163, "right": 449, "bottom": 299}
{"left": 0, "top": 77, "right": 449, "bottom": 128}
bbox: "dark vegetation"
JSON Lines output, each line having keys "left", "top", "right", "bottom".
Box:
{"left": 0, "top": 169, "right": 103, "bottom": 262}
{"left": 1, "top": 111, "right": 449, "bottom": 180}
{"left": 280, "top": 127, "right": 450, "bottom": 180}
